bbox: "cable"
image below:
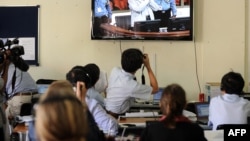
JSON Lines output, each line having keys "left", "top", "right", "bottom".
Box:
{"left": 119, "top": 40, "right": 122, "bottom": 54}
{"left": 120, "top": 126, "right": 127, "bottom": 141}
{"left": 141, "top": 65, "right": 145, "bottom": 84}
{"left": 151, "top": 109, "right": 157, "bottom": 121}
{"left": 193, "top": 36, "right": 201, "bottom": 93}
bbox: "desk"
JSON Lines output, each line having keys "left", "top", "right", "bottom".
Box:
{"left": 128, "top": 103, "right": 160, "bottom": 113}
{"left": 119, "top": 117, "right": 159, "bottom": 124}
{"left": 13, "top": 123, "right": 29, "bottom": 141}
{"left": 117, "top": 117, "right": 159, "bottom": 141}
{"left": 100, "top": 24, "right": 190, "bottom": 39}
{"left": 13, "top": 123, "right": 28, "bottom": 132}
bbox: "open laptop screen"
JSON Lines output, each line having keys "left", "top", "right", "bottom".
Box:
{"left": 195, "top": 103, "right": 209, "bottom": 117}
{"left": 153, "top": 88, "right": 164, "bottom": 104}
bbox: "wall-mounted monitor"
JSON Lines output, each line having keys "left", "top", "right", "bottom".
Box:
{"left": 91, "top": 0, "right": 193, "bottom": 41}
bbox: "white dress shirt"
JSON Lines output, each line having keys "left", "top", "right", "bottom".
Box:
{"left": 105, "top": 67, "right": 152, "bottom": 114}
{"left": 208, "top": 93, "right": 250, "bottom": 130}
{"left": 87, "top": 87, "right": 105, "bottom": 107}
{"left": 86, "top": 97, "right": 118, "bottom": 136}
{"left": 128, "top": 0, "right": 161, "bottom": 27}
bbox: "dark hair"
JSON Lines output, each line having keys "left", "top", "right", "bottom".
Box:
{"left": 220, "top": 71, "right": 244, "bottom": 94}
{"left": 84, "top": 63, "right": 100, "bottom": 86}
{"left": 121, "top": 48, "right": 143, "bottom": 73}
{"left": 160, "top": 84, "right": 187, "bottom": 127}
{"left": 66, "top": 64, "right": 100, "bottom": 89}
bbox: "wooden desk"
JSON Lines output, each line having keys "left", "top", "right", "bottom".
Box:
{"left": 13, "top": 123, "right": 28, "bottom": 133}
{"left": 100, "top": 23, "right": 190, "bottom": 39}
{"left": 13, "top": 123, "right": 29, "bottom": 141}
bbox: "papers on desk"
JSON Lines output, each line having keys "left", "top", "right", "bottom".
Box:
{"left": 204, "top": 130, "right": 224, "bottom": 141}
{"left": 124, "top": 112, "right": 159, "bottom": 118}
{"left": 15, "top": 115, "right": 34, "bottom": 123}
{"left": 183, "top": 110, "right": 197, "bottom": 122}
{"left": 119, "top": 123, "right": 146, "bottom": 127}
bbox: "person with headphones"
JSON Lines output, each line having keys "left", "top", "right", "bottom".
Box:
{"left": 66, "top": 64, "right": 119, "bottom": 137}
{"left": 105, "top": 48, "right": 158, "bottom": 119}
{"left": 208, "top": 71, "right": 250, "bottom": 130}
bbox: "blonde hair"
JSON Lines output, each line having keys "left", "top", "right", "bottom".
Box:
{"left": 35, "top": 80, "right": 87, "bottom": 141}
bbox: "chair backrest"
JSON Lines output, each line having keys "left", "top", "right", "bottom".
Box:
{"left": 216, "top": 124, "right": 250, "bottom": 130}
{"left": 20, "top": 103, "right": 33, "bottom": 116}
{"left": 0, "top": 107, "right": 5, "bottom": 141}
{"left": 36, "top": 79, "right": 57, "bottom": 84}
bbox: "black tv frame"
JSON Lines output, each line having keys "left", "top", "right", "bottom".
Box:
{"left": 91, "top": 0, "right": 193, "bottom": 41}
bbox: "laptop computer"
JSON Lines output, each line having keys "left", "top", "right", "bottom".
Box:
{"left": 152, "top": 88, "right": 164, "bottom": 105}
{"left": 194, "top": 102, "right": 209, "bottom": 124}
{"left": 134, "top": 19, "right": 161, "bottom": 32}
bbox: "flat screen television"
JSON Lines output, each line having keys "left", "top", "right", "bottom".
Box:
{"left": 91, "top": 0, "right": 193, "bottom": 41}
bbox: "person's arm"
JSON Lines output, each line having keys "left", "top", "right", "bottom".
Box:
{"left": 76, "top": 81, "right": 87, "bottom": 103}
{"left": 87, "top": 98, "right": 118, "bottom": 136}
{"left": 143, "top": 54, "right": 158, "bottom": 94}
{"left": 128, "top": 0, "right": 150, "bottom": 12}
{"left": 106, "top": 1, "right": 112, "bottom": 22}
{"left": 170, "top": 0, "right": 177, "bottom": 17}
{"left": 149, "top": 0, "right": 162, "bottom": 11}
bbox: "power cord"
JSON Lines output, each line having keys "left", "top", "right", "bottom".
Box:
{"left": 141, "top": 65, "right": 145, "bottom": 85}
{"left": 193, "top": 36, "right": 201, "bottom": 93}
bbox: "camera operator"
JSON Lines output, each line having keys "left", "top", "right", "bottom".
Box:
{"left": 0, "top": 39, "right": 38, "bottom": 138}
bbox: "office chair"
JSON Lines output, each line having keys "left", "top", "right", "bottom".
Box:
{"left": 36, "top": 79, "right": 56, "bottom": 84}
{"left": 216, "top": 124, "right": 250, "bottom": 130}
{"left": 0, "top": 106, "right": 5, "bottom": 141}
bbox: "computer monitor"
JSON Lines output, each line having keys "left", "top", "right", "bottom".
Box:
{"left": 152, "top": 88, "right": 164, "bottom": 104}
{"left": 37, "top": 84, "right": 50, "bottom": 94}
{"left": 134, "top": 19, "right": 161, "bottom": 32}
{"left": 195, "top": 102, "right": 209, "bottom": 118}
{"left": 168, "top": 17, "right": 191, "bottom": 32}
{"left": 241, "top": 93, "right": 250, "bottom": 101}
{"left": 115, "top": 15, "right": 131, "bottom": 30}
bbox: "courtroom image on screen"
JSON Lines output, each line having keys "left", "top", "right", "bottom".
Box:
{"left": 109, "top": 0, "right": 129, "bottom": 11}
{"left": 91, "top": 0, "right": 193, "bottom": 41}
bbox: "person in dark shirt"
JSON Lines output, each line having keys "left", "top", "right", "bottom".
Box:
{"left": 140, "top": 84, "right": 207, "bottom": 141}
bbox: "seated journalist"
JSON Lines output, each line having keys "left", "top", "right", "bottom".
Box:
{"left": 105, "top": 48, "right": 158, "bottom": 118}
{"left": 35, "top": 81, "right": 88, "bottom": 141}
{"left": 208, "top": 71, "right": 250, "bottom": 130}
{"left": 140, "top": 84, "right": 207, "bottom": 141}
{"left": 66, "top": 64, "right": 119, "bottom": 137}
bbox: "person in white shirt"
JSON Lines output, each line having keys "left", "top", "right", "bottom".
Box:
{"left": 105, "top": 48, "right": 158, "bottom": 118}
{"left": 128, "top": 0, "right": 162, "bottom": 28}
{"left": 66, "top": 64, "right": 118, "bottom": 136}
{"left": 67, "top": 64, "right": 105, "bottom": 107}
{"left": 208, "top": 71, "right": 250, "bottom": 130}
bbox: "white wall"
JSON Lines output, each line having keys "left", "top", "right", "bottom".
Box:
{"left": 0, "top": 0, "right": 247, "bottom": 101}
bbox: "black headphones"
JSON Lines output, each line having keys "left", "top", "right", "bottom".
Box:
{"left": 81, "top": 70, "right": 92, "bottom": 89}
{"left": 136, "top": 49, "right": 146, "bottom": 85}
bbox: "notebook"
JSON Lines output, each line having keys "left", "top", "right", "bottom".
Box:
{"left": 134, "top": 19, "right": 161, "bottom": 32}
{"left": 194, "top": 102, "right": 209, "bottom": 124}
{"left": 152, "top": 88, "right": 164, "bottom": 105}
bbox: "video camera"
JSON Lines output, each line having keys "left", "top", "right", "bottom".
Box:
{"left": 0, "top": 38, "right": 29, "bottom": 71}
